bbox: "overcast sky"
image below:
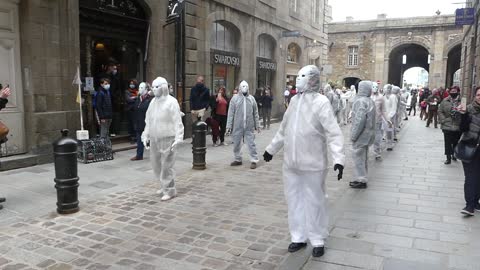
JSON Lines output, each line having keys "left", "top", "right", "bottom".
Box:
{"left": 330, "top": 0, "right": 463, "bottom": 22}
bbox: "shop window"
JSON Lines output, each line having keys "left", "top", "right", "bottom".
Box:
{"left": 287, "top": 43, "right": 301, "bottom": 63}
{"left": 258, "top": 34, "right": 275, "bottom": 59}
{"left": 211, "top": 21, "right": 239, "bottom": 52}
{"left": 348, "top": 46, "right": 359, "bottom": 67}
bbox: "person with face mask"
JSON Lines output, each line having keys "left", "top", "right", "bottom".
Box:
{"left": 141, "top": 77, "right": 184, "bottom": 201}
{"left": 130, "top": 82, "right": 153, "bottom": 161}
{"left": 383, "top": 84, "right": 398, "bottom": 151}
{"left": 438, "top": 86, "right": 462, "bottom": 164}
{"left": 371, "top": 82, "right": 390, "bottom": 160}
{"left": 99, "top": 61, "right": 122, "bottom": 137}
{"left": 426, "top": 89, "right": 441, "bottom": 128}
{"left": 408, "top": 89, "right": 418, "bottom": 116}
{"left": 341, "top": 85, "right": 356, "bottom": 124}
{"left": 95, "top": 78, "right": 113, "bottom": 138}
{"left": 226, "top": 81, "right": 260, "bottom": 169}
{"left": 350, "top": 81, "right": 376, "bottom": 189}
{"left": 263, "top": 65, "right": 345, "bottom": 258}
{"left": 324, "top": 84, "right": 341, "bottom": 118}
{"left": 190, "top": 76, "right": 210, "bottom": 122}
{"left": 125, "top": 79, "right": 139, "bottom": 143}
{"left": 336, "top": 88, "right": 346, "bottom": 125}
{"left": 400, "top": 88, "right": 410, "bottom": 121}
{"left": 392, "top": 86, "right": 402, "bottom": 140}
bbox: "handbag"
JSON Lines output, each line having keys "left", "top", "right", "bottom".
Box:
{"left": 0, "top": 120, "right": 9, "bottom": 143}
{"left": 455, "top": 136, "right": 480, "bottom": 163}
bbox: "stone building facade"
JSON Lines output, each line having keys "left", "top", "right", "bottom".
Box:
{"left": 460, "top": 0, "right": 480, "bottom": 101}
{"left": 0, "top": 0, "right": 330, "bottom": 166}
{"left": 326, "top": 15, "right": 463, "bottom": 90}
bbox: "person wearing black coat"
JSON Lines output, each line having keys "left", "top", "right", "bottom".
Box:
{"left": 130, "top": 84, "right": 153, "bottom": 161}
{"left": 95, "top": 79, "right": 114, "bottom": 138}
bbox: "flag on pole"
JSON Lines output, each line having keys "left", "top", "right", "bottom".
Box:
{"left": 73, "top": 67, "right": 82, "bottom": 104}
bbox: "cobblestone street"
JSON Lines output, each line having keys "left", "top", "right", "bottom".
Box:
{"left": 0, "top": 117, "right": 477, "bottom": 270}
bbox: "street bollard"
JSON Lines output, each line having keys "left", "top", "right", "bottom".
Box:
{"left": 192, "top": 121, "right": 207, "bottom": 170}
{"left": 52, "top": 129, "right": 80, "bottom": 214}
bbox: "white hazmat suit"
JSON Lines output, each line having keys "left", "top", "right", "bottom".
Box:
{"left": 227, "top": 81, "right": 260, "bottom": 167}
{"left": 392, "top": 86, "right": 402, "bottom": 139}
{"left": 142, "top": 77, "right": 184, "bottom": 201}
{"left": 383, "top": 84, "right": 398, "bottom": 150}
{"left": 350, "top": 81, "right": 376, "bottom": 188}
{"left": 371, "top": 82, "right": 389, "bottom": 159}
{"left": 324, "top": 84, "right": 341, "bottom": 118}
{"left": 264, "top": 65, "right": 345, "bottom": 250}
{"left": 400, "top": 88, "right": 410, "bottom": 120}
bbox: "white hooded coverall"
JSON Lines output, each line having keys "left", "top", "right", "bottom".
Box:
{"left": 383, "top": 84, "right": 398, "bottom": 149}
{"left": 142, "top": 77, "right": 184, "bottom": 197}
{"left": 227, "top": 81, "right": 260, "bottom": 163}
{"left": 371, "top": 83, "right": 389, "bottom": 158}
{"left": 351, "top": 81, "right": 376, "bottom": 183}
{"left": 266, "top": 65, "right": 345, "bottom": 247}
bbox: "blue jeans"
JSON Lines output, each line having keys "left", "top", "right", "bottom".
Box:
{"left": 136, "top": 131, "right": 144, "bottom": 158}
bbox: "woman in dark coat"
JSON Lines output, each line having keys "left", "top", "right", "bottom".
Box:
{"left": 458, "top": 87, "right": 480, "bottom": 216}
{"left": 130, "top": 83, "right": 153, "bottom": 161}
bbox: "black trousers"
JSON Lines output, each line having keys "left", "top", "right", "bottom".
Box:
{"left": 215, "top": 114, "right": 227, "bottom": 143}
{"left": 427, "top": 110, "right": 438, "bottom": 127}
{"left": 408, "top": 105, "right": 416, "bottom": 116}
{"left": 463, "top": 151, "right": 480, "bottom": 208}
{"left": 443, "top": 130, "right": 462, "bottom": 156}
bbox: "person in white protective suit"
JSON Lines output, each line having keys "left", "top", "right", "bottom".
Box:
{"left": 350, "top": 81, "right": 376, "bottom": 189}
{"left": 383, "top": 84, "right": 398, "bottom": 151}
{"left": 392, "top": 86, "right": 402, "bottom": 140}
{"left": 141, "top": 77, "right": 184, "bottom": 201}
{"left": 336, "top": 88, "right": 346, "bottom": 124}
{"left": 371, "top": 82, "right": 391, "bottom": 160}
{"left": 400, "top": 88, "right": 410, "bottom": 121}
{"left": 341, "top": 85, "right": 356, "bottom": 123}
{"left": 263, "top": 65, "right": 345, "bottom": 258}
{"left": 324, "top": 84, "right": 341, "bottom": 118}
{"left": 227, "top": 80, "right": 261, "bottom": 169}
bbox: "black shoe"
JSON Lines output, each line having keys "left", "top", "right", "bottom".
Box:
{"left": 394, "top": 138, "right": 398, "bottom": 142}
{"left": 426, "top": 125, "right": 429, "bottom": 127}
{"left": 288, "top": 242, "right": 307, "bottom": 253}
{"left": 350, "top": 182, "right": 367, "bottom": 189}
{"left": 386, "top": 148, "right": 393, "bottom": 151}
{"left": 452, "top": 156, "right": 457, "bottom": 161}
{"left": 230, "top": 161, "right": 243, "bottom": 166}
{"left": 0, "top": 197, "right": 5, "bottom": 203}
{"left": 461, "top": 206, "right": 475, "bottom": 216}
{"left": 0, "top": 204, "right": 3, "bottom": 210}
{"left": 349, "top": 181, "right": 359, "bottom": 187}
{"left": 312, "top": 246, "right": 325, "bottom": 257}
{"left": 444, "top": 159, "right": 451, "bottom": 165}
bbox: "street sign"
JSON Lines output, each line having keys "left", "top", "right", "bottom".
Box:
{"left": 455, "top": 8, "right": 475, "bottom": 26}
{"left": 282, "top": 31, "right": 301, "bottom": 38}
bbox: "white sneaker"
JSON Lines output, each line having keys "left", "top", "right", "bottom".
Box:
{"left": 156, "top": 189, "right": 164, "bottom": 195}
{"left": 223, "top": 142, "right": 229, "bottom": 146}
{"left": 161, "top": 194, "right": 174, "bottom": 201}
{"left": 213, "top": 143, "right": 219, "bottom": 147}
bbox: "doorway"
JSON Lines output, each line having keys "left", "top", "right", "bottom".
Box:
{"left": 79, "top": 0, "right": 149, "bottom": 137}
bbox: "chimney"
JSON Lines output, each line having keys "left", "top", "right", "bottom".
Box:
{"left": 346, "top": 16, "right": 354, "bottom": 22}
{"left": 377, "top": 14, "right": 387, "bottom": 20}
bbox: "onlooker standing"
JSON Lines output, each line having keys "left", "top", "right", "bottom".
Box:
{"left": 96, "top": 78, "right": 113, "bottom": 138}
{"left": 0, "top": 85, "right": 11, "bottom": 209}
{"left": 125, "top": 79, "right": 139, "bottom": 143}
{"left": 438, "top": 86, "right": 462, "bottom": 165}
{"left": 190, "top": 76, "right": 210, "bottom": 122}
{"left": 99, "top": 61, "right": 122, "bottom": 137}
{"left": 131, "top": 82, "right": 152, "bottom": 161}
{"left": 458, "top": 87, "right": 480, "bottom": 216}
{"left": 261, "top": 88, "right": 274, "bottom": 129}
{"left": 215, "top": 87, "right": 229, "bottom": 146}
{"left": 408, "top": 89, "right": 418, "bottom": 116}
{"left": 426, "top": 89, "right": 441, "bottom": 128}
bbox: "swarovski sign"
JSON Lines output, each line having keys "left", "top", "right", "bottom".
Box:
{"left": 257, "top": 58, "right": 277, "bottom": 71}
{"left": 211, "top": 50, "right": 241, "bottom": 66}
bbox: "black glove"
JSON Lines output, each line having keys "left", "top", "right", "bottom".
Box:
{"left": 334, "top": 164, "right": 344, "bottom": 181}
{"left": 263, "top": 151, "right": 273, "bottom": 162}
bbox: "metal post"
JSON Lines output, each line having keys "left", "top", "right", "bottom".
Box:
{"left": 52, "top": 129, "right": 80, "bottom": 214}
{"left": 192, "top": 121, "right": 207, "bottom": 170}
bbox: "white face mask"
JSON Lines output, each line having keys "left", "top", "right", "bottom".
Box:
{"left": 103, "top": 84, "right": 110, "bottom": 90}
{"left": 296, "top": 69, "right": 310, "bottom": 93}
{"left": 129, "top": 84, "right": 136, "bottom": 89}
{"left": 152, "top": 77, "right": 169, "bottom": 97}
{"left": 139, "top": 82, "right": 147, "bottom": 95}
{"left": 239, "top": 81, "right": 249, "bottom": 95}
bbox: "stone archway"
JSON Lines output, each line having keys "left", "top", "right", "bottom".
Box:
{"left": 446, "top": 44, "right": 462, "bottom": 87}
{"left": 388, "top": 43, "right": 430, "bottom": 87}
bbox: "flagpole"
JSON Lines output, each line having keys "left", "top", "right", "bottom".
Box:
{"left": 79, "top": 82, "right": 84, "bottom": 130}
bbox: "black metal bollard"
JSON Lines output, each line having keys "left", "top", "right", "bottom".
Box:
{"left": 192, "top": 121, "right": 207, "bottom": 170}
{"left": 52, "top": 129, "right": 80, "bottom": 214}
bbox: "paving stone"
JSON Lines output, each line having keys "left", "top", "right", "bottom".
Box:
{"left": 46, "top": 263, "right": 73, "bottom": 270}
{"left": 148, "top": 247, "right": 169, "bottom": 257}
{"left": 71, "top": 258, "right": 91, "bottom": 267}
{"left": 115, "top": 259, "right": 137, "bottom": 266}
{"left": 165, "top": 251, "right": 188, "bottom": 260}
{"left": 36, "top": 259, "right": 56, "bottom": 268}
{"left": 248, "top": 243, "right": 269, "bottom": 252}
{"left": 202, "top": 258, "right": 228, "bottom": 269}
{"left": 243, "top": 249, "right": 267, "bottom": 260}
{"left": 3, "top": 263, "right": 28, "bottom": 270}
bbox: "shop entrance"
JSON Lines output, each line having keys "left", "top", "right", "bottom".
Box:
{"left": 79, "top": 0, "right": 149, "bottom": 138}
